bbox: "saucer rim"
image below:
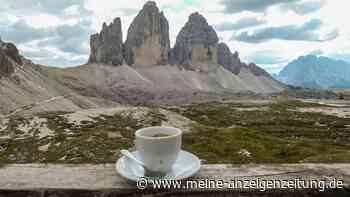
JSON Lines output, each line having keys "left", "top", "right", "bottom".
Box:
{"left": 116, "top": 150, "right": 201, "bottom": 182}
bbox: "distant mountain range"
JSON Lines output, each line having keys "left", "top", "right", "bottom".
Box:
{"left": 276, "top": 55, "right": 350, "bottom": 89}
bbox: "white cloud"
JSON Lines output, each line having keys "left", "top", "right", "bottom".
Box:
{"left": 0, "top": 0, "right": 348, "bottom": 70}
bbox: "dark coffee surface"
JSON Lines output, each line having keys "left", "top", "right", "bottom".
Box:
{"left": 151, "top": 133, "right": 171, "bottom": 138}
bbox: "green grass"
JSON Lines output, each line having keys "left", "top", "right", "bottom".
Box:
{"left": 172, "top": 100, "right": 350, "bottom": 163}
{"left": 183, "top": 124, "right": 350, "bottom": 164}
{"left": 170, "top": 101, "right": 350, "bottom": 145}
{"left": 0, "top": 100, "right": 349, "bottom": 164}
{"left": 0, "top": 109, "right": 166, "bottom": 164}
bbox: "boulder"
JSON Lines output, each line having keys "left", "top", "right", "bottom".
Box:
{"left": 89, "top": 18, "right": 124, "bottom": 66}
{"left": 124, "top": 1, "right": 170, "bottom": 66}
{"left": 173, "top": 12, "right": 219, "bottom": 65}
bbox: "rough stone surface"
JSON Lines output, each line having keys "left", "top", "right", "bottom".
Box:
{"left": 216, "top": 43, "right": 272, "bottom": 77}
{"left": 231, "top": 51, "right": 243, "bottom": 74}
{"left": 217, "top": 43, "right": 243, "bottom": 75}
{"left": 0, "top": 51, "right": 14, "bottom": 77}
{"left": 124, "top": 1, "right": 170, "bottom": 66}
{"left": 0, "top": 190, "right": 348, "bottom": 197}
{"left": 247, "top": 63, "right": 271, "bottom": 77}
{"left": 86, "top": 1, "right": 275, "bottom": 82}
{"left": 1, "top": 43, "right": 23, "bottom": 65}
{"left": 217, "top": 43, "right": 248, "bottom": 75}
{"left": 0, "top": 39, "right": 22, "bottom": 77}
{"left": 88, "top": 18, "right": 124, "bottom": 66}
{"left": 0, "top": 164, "right": 349, "bottom": 194}
{"left": 217, "top": 43, "right": 232, "bottom": 69}
{"left": 173, "top": 12, "right": 219, "bottom": 65}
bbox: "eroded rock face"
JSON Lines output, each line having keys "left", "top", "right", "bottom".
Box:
{"left": 217, "top": 43, "right": 243, "bottom": 75}
{"left": 124, "top": 1, "right": 170, "bottom": 66}
{"left": 89, "top": 18, "right": 124, "bottom": 66}
{"left": 0, "top": 50, "right": 14, "bottom": 77}
{"left": 0, "top": 39, "right": 23, "bottom": 77}
{"left": 86, "top": 2, "right": 273, "bottom": 80}
{"left": 1, "top": 40, "right": 23, "bottom": 65}
{"left": 247, "top": 63, "right": 271, "bottom": 77}
{"left": 217, "top": 43, "right": 234, "bottom": 71}
{"left": 2, "top": 43, "right": 23, "bottom": 65}
{"left": 173, "top": 12, "right": 219, "bottom": 65}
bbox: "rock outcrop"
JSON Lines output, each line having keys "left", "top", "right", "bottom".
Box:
{"left": 173, "top": 12, "right": 219, "bottom": 65}
{"left": 86, "top": 1, "right": 274, "bottom": 80}
{"left": 217, "top": 43, "right": 271, "bottom": 77}
{"left": 0, "top": 51, "right": 14, "bottom": 77}
{"left": 89, "top": 18, "right": 124, "bottom": 66}
{"left": 124, "top": 1, "right": 170, "bottom": 66}
{"left": 217, "top": 43, "right": 232, "bottom": 69}
{"left": 247, "top": 63, "right": 271, "bottom": 77}
{"left": 217, "top": 43, "right": 243, "bottom": 75}
{"left": 0, "top": 39, "right": 23, "bottom": 77}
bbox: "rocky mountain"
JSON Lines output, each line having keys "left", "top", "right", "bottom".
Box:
{"left": 87, "top": 1, "right": 278, "bottom": 79}
{"left": 124, "top": 1, "right": 170, "bottom": 66}
{"left": 0, "top": 1, "right": 284, "bottom": 116}
{"left": 80, "top": 2, "right": 283, "bottom": 97}
{"left": 0, "top": 39, "right": 22, "bottom": 77}
{"left": 173, "top": 12, "right": 218, "bottom": 67}
{"left": 217, "top": 43, "right": 241, "bottom": 74}
{"left": 89, "top": 18, "right": 124, "bottom": 66}
{"left": 0, "top": 38, "right": 118, "bottom": 116}
{"left": 277, "top": 55, "right": 350, "bottom": 89}
{"left": 216, "top": 42, "right": 270, "bottom": 77}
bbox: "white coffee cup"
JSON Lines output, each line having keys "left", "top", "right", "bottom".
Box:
{"left": 135, "top": 126, "right": 182, "bottom": 175}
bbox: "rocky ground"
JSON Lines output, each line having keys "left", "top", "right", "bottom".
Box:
{"left": 0, "top": 99, "right": 349, "bottom": 165}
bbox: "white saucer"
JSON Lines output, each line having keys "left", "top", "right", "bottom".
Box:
{"left": 116, "top": 150, "right": 201, "bottom": 181}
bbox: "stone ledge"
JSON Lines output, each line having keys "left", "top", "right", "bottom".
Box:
{"left": 0, "top": 164, "right": 349, "bottom": 196}
{"left": 0, "top": 189, "right": 349, "bottom": 197}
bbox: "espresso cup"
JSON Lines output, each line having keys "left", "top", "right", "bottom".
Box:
{"left": 135, "top": 126, "right": 182, "bottom": 175}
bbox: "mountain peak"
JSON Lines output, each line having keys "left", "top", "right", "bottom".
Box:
{"left": 0, "top": 39, "right": 23, "bottom": 77}
{"left": 279, "top": 55, "right": 350, "bottom": 89}
{"left": 188, "top": 12, "right": 208, "bottom": 24}
{"left": 140, "top": 1, "right": 160, "bottom": 16}
{"left": 124, "top": 1, "right": 170, "bottom": 66}
{"left": 86, "top": 1, "right": 273, "bottom": 79}
{"left": 145, "top": 1, "right": 156, "bottom": 6}
{"left": 298, "top": 54, "right": 318, "bottom": 61}
{"left": 89, "top": 17, "right": 123, "bottom": 66}
{"left": 173, "top": 12, "right": 218, "bottom": 65}
{"left": 217, "top": 43, "right": 243, "bottom": 74}
{"left": 143, "top": 1, "right": 158, "bottom": 9}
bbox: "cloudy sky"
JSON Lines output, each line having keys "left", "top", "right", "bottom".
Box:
{"left": 0, "top": 0, "right": 348, "bottom": 73}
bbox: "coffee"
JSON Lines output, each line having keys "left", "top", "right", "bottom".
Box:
{"left": 135, "top": 126, "right": 182, "bottom": 174}
{"left": 151, "top": 133, "right": 171, "bottom": 138}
